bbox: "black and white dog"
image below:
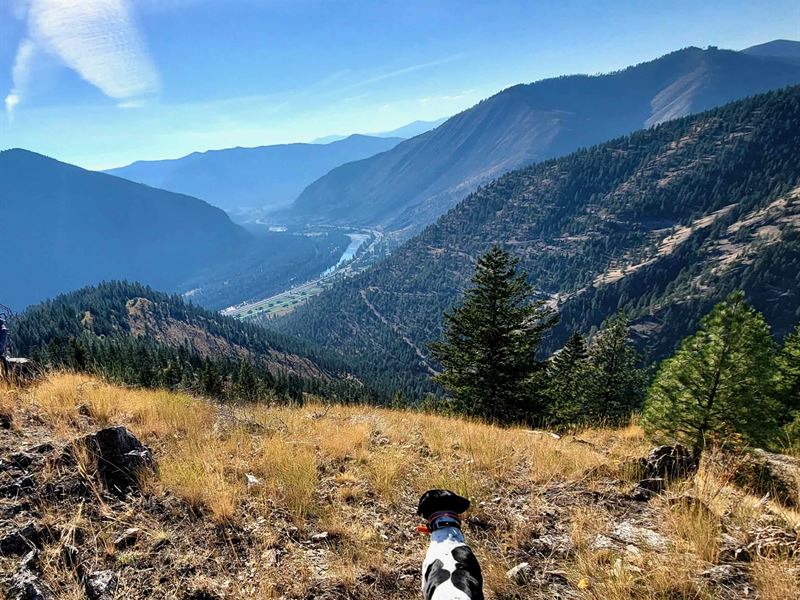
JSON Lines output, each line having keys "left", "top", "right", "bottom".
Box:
{"left": 417, "top": 489, "right": 483, "bottom": 600}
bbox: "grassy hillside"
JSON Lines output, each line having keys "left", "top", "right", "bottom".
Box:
{"left": 274, "top": 86, "right": 800, "bottom": 396}
{"left": 287, "top": 46, "right": 800, "bottom": 236}
{"left": 1, "top": 373, "right": 798, "bottom": 598}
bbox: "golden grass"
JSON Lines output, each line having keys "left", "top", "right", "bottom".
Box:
{"left": 10, "top": 372, "right": 800, "bottom": 599}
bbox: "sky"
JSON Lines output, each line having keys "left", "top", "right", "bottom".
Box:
{"left": 0, "top": 0, "right": 798, "bottom": 170}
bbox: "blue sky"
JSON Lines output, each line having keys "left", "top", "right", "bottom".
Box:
{"left": 0, "top": 0, "right": 798, "bottom": 169}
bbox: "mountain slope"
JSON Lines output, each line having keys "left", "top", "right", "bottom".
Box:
{"left": 743, "top": 39, "right": 800, "bottom": 63}
{"left": 288, "top": 44, "right": 800, "bottom": 235}
{"left": 10, "top": 281, "right": 370, "bottom": 400}
{"left": 0, "top": 149, "right": 351, "bottom": 311}
{"left": 0, "top": 149, "right": 253, "bottom": 310}
{"left": 105, "top": 134, "right": 403, "bottom": 216}
{"left": 274, "top": 87, "right": 800, "bottom": 395}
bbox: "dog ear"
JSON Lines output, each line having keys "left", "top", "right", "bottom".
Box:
{"left": 417, "top": 489, "right": 471, "bottom": 518}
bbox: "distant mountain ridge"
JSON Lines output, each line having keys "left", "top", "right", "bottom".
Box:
{"left": 105, "top": 134, "right": 403, "bottom": 216}
{"left": 274, "top": 87, "right": 800, "bottom": 396}
{"left": 312, "top": 118, "right": 447, "bottom": 144}
{"left": 287, "top": 42, "right": 800, "bottom": 236}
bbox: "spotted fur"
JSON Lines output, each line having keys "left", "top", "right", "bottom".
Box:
{"left": 418, "top": 490, "right": 483, "bottom": 600}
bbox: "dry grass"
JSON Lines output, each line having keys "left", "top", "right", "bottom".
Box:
{"left": 4, "top": 372, "right": 800, "bottom": 599}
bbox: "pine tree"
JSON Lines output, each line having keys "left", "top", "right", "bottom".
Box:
{"left": 776, "top": 323, "right": 800, "bottom": 416}
{"left": 233, "top": 361, "right": 260, "bottom": 402}
{"left": 642, "top": 292, "right": 781, "bottom": 456}
{"left": 429, "top": 246, "right": 557, "bottom": 423}
{"left": 545, "top": 332, "right": 592, "bottom": 426}
{"left": 587, "top": 313, "right": 646, "bottom": 422}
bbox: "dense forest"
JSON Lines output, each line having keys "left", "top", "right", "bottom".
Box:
{"left": 273, "top": 86, "right": 800, "bottom": 397}
{"left": 9, "top": 282, "right": 380, "bottom": 404}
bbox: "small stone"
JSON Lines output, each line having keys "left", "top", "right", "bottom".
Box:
{"left": 0, "top": 523, "right": 41, "bottom": 556}
{"left": 0, "top": 474, "right": 36, "bottom": 498}
{"left": 84, "top": 570, "right": 118, "bottom": 600}
{"left": 113, "top": 527, "right": 140, "bottom": 549}
{"left": 7, "top": 571, "right": 53, "bottom": 600}
{"left": 506, "top": 562, "right": 533, "bottom": 585}
{"left": 701, "top": 564, "right": 748, "bottom": 587}
{"left": 632, "top": 486, "right": 655, "bottom": 501}
{"left": 9, "top": 452, "right": 33, "bottom": 470}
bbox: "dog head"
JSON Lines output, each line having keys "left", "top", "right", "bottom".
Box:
{"left": 417, "top": 489, "right": 470, "bottom": 521}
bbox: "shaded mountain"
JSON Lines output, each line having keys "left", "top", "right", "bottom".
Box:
{"left": 273, "top": 87, "right": 800, "bottom": 396}
{"left": 105, "top": 134, "right": 403, "bottom": 216}
{"left": 287, "top": 45, "right": 800, "bottom": 236}
{"left": 0, "top": 149, "right": 247, "bottom": 310}
{"left": 10, "top": 281, "right": 375, "bottom": 402}
{"left": 743, "top": 39, "right": 800, "bottom": 63}
{"left": 0, "top": 149, "right": 348, "bottom": 311}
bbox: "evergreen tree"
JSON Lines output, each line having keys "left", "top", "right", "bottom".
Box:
{"left": 233, "top": 361, "right": 260, "bottom": 402}
{"left": 429, "top": 246, "right": 557, "bottom": 423}
{"left": 200, "top": 358, "right": 224, "bottom": 398}
{"left": 587, "top": 314, "right": 646, "bottom": 422}
{"left": 545, "top": 332, "right": 592, "bottom": 425}
{"left": 642, "top": 292, "right": 781, "bottom": 456}
{"left": 776, "top": 324, "right": 800, "bottom": 416}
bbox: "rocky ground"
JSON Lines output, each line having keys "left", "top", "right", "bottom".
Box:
{"left": 1, "top": 374, "right": 799, "bottom": 599}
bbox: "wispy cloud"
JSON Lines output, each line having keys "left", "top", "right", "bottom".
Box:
{"left": 419, "top": 89, "right": 477, "bottom": 105}
{"left": 5, "top": 0, "right": 160, "bottom": 116}
{"left": 331, "top": 53, "right": 470, "bottom": 95}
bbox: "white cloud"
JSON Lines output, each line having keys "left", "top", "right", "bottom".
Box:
{"left": 5, "top": 0, "right": 160, "bottom": 115}
{"left": 4, "top": 37, "right": 38, "bottom": 118}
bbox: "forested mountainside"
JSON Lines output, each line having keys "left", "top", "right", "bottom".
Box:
{"left": 274, "top": 87, "right": 800, "bottom": 397}
{"left": 0, "top": 149, "right": 348, "bottom": 311}
{"left": 10, "top": 282, "right": 374, "bottom": 402}
{"left": 105, "top": 134, "right": 403, "bottom": 216}
{"left": 287, "top": 44, "right": 800, "bottom": 237}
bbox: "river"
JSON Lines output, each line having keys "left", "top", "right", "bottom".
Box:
{"left": 323, "top": 232, "right": 370, "bottom": 276}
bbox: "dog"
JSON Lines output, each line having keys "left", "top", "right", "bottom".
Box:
{"left": 417, "top": 489, "right": 483, "bottom": 600}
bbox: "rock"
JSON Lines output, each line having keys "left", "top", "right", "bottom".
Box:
{"left": 506, "top": 562, "right": 533, "bottom": 585}
{"left": 0, "top": 523, "right": 42, "bottom": 556}
{"left": 643, "top": 445, "right": 697, "bottom": 480}
{"left": 77, "top": 426, "right": 155, "bottom": 496}
{"left": 700, "top": 564, "right": 749, "bottom": 587}
{"left": 310, "top": 532, "right": 330, "bottom": 542}
{"left": 612, "top": 522, "right": 669, "bottom": 551}
{"left": 7, "top": 550, "right": 53, "bottom": 600}
{"left": 733, "top": 449, "right": 800, "bottom": 508}
{"left": 0, "top": 474, "right": 36, "bottom": 498}
{"left": 9, "top": 452, "right": 33, "bottom": 470}
{"left": 7, "top": 570, "right": 53, "bottom": 600}
{"left": 84, "top": 570, "right": 118, "bottom": 600}
{"left": 113, "top": 527, "right": 140, "bottom": 549}
{"left": 631, "top": 486, "right": 655, "bottom": 502}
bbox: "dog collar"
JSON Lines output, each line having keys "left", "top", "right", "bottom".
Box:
{"left": 427, "top": 511, "right": 462, "bottom": 532}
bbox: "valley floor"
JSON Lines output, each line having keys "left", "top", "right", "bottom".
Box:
{"left": 1, "top": 374, "right": 798, "bottom": 599}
